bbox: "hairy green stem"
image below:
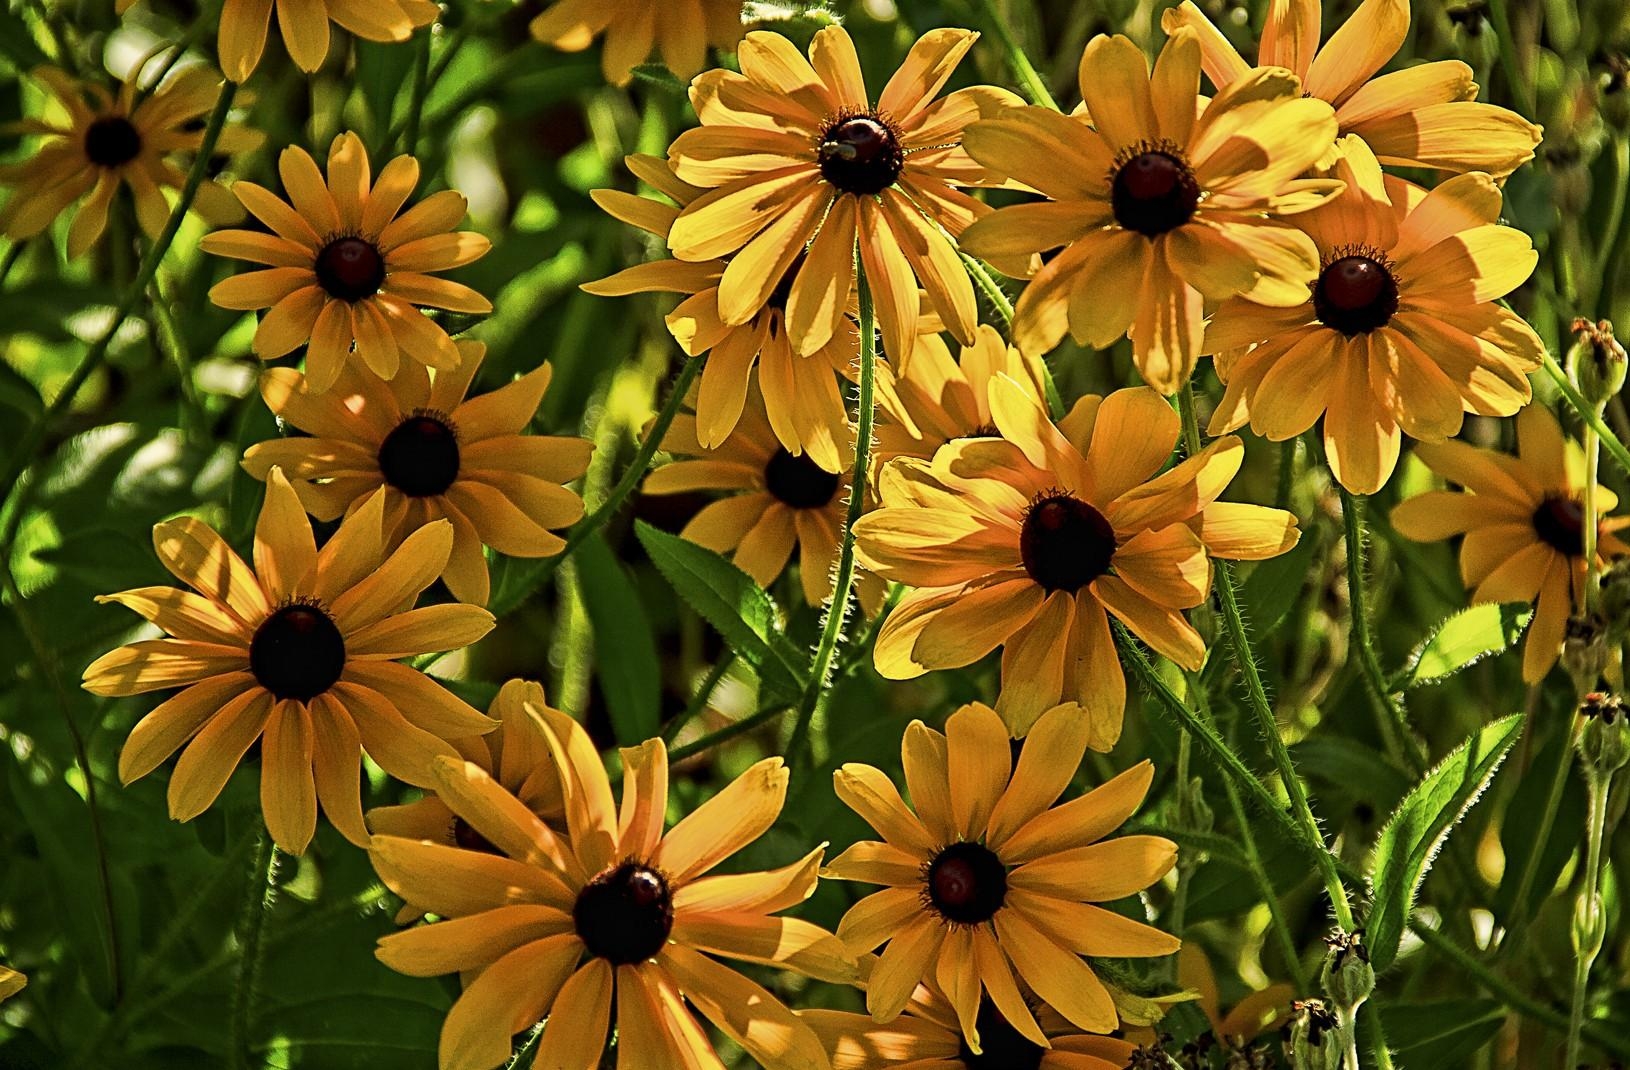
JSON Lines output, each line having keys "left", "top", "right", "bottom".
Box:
{"left": 1591, "top": 138, "right": 1630, "bottom": 318}
{"left": 960, "top": 251, "right": 1014, "bottom": 328}
{"left": 788, "top": 273, "right": 876, "bottom": 765}
{"left": 231, "top": 833, "right": 277, "bottom": 1070}
{"left": 663, "top": 653, "right": 736, "bottom": 743}
{"left": 0, "top": 80, "right": 238, "bottom": 503}
{"left": 1543, "top": 348, "right": 1630, "bottom": 478}
{"left": 1565, "top": 765, "right": 1613, "bottom": 1070}
{"left": 1365, "top": 1003, "right": 1396, "bottom": 1070}
{"left": 1219, "top": 767, "right": 1311, "bottom": 992}
{"left": 1484, "top": 0, "right": 1536, "bottom": 116}
{"left": 1584, "top": 422, "right": 1603, "bottom": 609}
{"left": 968, "top": 0, "right": 1059, "bottom": 109}
{"left": 1498, "top": 713, "right": 1583, "bottom": 959}
{"left": 666, "top": 703, "right": 791, "bottom": 765}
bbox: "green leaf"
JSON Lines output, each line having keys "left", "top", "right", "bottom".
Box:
{"left": 1240, "top": 525, "right": 1318, "bottom": 637}
{"left": 1366, "top": 714, "right": 1523, "bottom": 972}
{"left": 575, "top": 535, "right": 661, "bottom": 745}
{"left": 1393, "top": 603, "right": 1531, "bottom": 689}
{"left": 634, "top": 521, "right": 804, "bottom": 699}
{"left": 1381, "top": 998, "right": 1505, "bottom": 1067}
{"left": 1492, "top": 724, "right": 1587, "bottom": 923}
{"left": 627, "top": 63, "right": 687, "bottom": 93}
{"left": 0, "top": 11, "right": 48, "bottom": 69}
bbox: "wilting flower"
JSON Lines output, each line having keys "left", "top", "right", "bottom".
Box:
{"left": 825, "top": 703, "right": 1179, "bottom": 1048}
{"left": 1392, "top": 405, "right": 1630, "bottom": 682}
{"left": 874, "top": 324, "right": 1050, "bottom": 470}
{"left": 202, "top": 131, "right": 492, "bottom": 393}
{"left": 585, "top": 153, "right": 856, "bottom": 472}
{"left": 805, "top": 984, "right": 1139, "bottom": 1069}
{"left": 83, "top": 471, "right": 497, "bottom": 854}
{"left": 368, "top": 678, "right": 565, "bottom": 921}
{"left": 666, "top": 25, "right": 1021, "bottom": 364}
{"left": 958, "top": 29, "right": 1341, "bottom": 392}
{"left": 1205, "top": 137, "right": 1542, "bottom": 494}
{"left": 644, "top": 376, "right": 886, "bottom": 610}
{"left": 241, "top": 340, "right": 590, "bottom": 605}
{"left": 216, "top": 0, "right": 439, "bottom": 83}
{"left": 530, "top": 0, "right": 746, "bottom": 87}
{"left": 856, "top": 379, "right": 1299, "bottom": 739}
{"left": 1163, "top": 0, "right": 1542, "bottom": 176}
{"left": 0, "top": 66, "right": 256, "bottom": 257}
{"left": 369, "top": 704, "right": 852, "bottom": 1070}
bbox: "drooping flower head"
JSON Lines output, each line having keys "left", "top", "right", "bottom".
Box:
{"left": 369, "top": 704, "right": 853, "bottom": 1070}
{"left": 0, "top": 66, "right": 257, "bottom": 257}
{"left": 1392, "top": 405, "right": 1630, "bottom": 683}
{"left": 202, "top": 132, "right": 492, "bottom": 393}
{"left": 666, "top": 25, "right": 1022, "bottom": 364}
{"left": 804, "top": 983, "right": 1139, "bottom": 1069}
{"left": 1205, "top": 137, "right": 1543, "bottom": 494}
{"left": 1162, "top": 0, "right": 1542, "bottom": 176}
{"left": 216, "top": 0, "right": 439, "bottom": 83}
{"left": 824, "top": 703, "right": 1179, "bottom": 1050}
{"left": 586, "top": 153, "right": 857, "bottom": 472}
{"left": 83, "top": 470, "right": 498, "bottom": 855}
{"left": 241, "top": 340, "right": 590, "bottom": 605}
{"left": 530, "top": 0, "right": 746, "bottom": 87}
{"left": 958, "top": 29, "right": 1342, "bottom": 393}
{"left": 856, "top": 379, "right": 1299, "bottom": 739}
{"left": 644, "top": 376, "right": 886, "bottom": 611}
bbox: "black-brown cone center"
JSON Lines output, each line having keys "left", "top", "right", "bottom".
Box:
{"left": 249, "top": 604, "right": 346, "bottom": 702}
{"left": 956, "top": 1000, "right": 1045, "bottom": 1070}
{"left": 378, "top": 415, "right": 460, "bottom": 497}
{"left": 84, "top": 116, "right": 142, "bottom": 168}
{"left": 1019, "top": 494, "right": 1117, "bottom": 593}
{"left": 1111, "top": 150, "right": 1199, "bottom": 236}
{"left": 573, "top": 862, "right": 674, "bottom": 965}
{"left": 764, "top": 448, "right": 840, "bottom": 509}
{"left": 926, "top": 842, "right": 1008, "bottom": 924}
{"left": 819, "top": 115, "right": 904, "bottom": 195}
{"left": 1313, "top": 255, "right": 1399, "bottom": 335}
{"left": 1533, "top": 495, "right": 1587, "bottom": 556}
{"left": 315, "top": 237, "right": 386, "bottom": 302}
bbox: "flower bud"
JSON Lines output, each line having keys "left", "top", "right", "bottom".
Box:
{"left": 1320, "top": 929, "right": 1375, "bottom": 1012}
{"left": 1567, "top": 318, "right": 1628, "bottom": 409}
{"left": 1563, "top": 612, "right": 1611, "bottom": 693}
{"left": 1578, "top": 692, "right": 1630, "bottom": 776}
{"left": 1288, "top": 999, "right": 1343, "bottom": 1070}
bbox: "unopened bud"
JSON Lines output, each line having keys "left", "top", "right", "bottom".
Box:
{"left": 1563, "top": 612, "right": 1611, "bottom": 693}
{"left": 1578, "top": 692, "right": 1630, "bottom": 775}
{"left": 1567, "top": 318, "right": 1628, "bottom": 408}
{"left": 1320, "top": 929, "right": 1375, "bottom": 1012}
{"left": 1288, "top": 999, "right": 1342, "bottom": 1070}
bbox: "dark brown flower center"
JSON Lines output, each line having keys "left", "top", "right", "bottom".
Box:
{"left": 925, "top": 842, "right": 1008, "bottom": 924}
{"left": 956, "top": 1000, "right": 1044, "bottom": 1069}
{"left": 1533, "top": 494, "right": 1587, "bottom": 556}
{"left": 378, "top": 414, "right": 460, "bottom": 498}
{"left": 1111, "top": 149, "right": 1199, "bottom": 236}
{"left": 1313, "top": 254, "right": 1399, "bottom": 335}
{"left": 573, "top": 861, "right": 674, "bottom": 965}
{"left": 1019, "top": 493, "right": 1117, "bottom": 593}
{"left": 452, "top": 816, "right": 501, "bottom": 855}
{"left": 819, "top": 114, "right": 904, "bottom": 195}
{"left": 84, "top": 116, "right": 142, "bottom": 168}
{"left": 249, "top": 603, "right": 346, "bottom": 702}
{"left": 764, "top": 447, "right": 840, "bottom": 509}
{"left": 315, "top": 237, "right": 386, "bottom": 302}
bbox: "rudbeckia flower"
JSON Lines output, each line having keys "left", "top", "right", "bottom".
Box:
{"left": 856, "top": 378, "right": 1299, "bottom": 738}
{"left": 1205, "top": 137, "right": 1542, "bottom": 494}
{"left": 804, "top": 984, "right": 1138, "bottom": 1069}
{"left": 240, "top": 340, "right": 590, "bottom": 606}
{"left": 0, "top": 965, "right": 24, "bottom": 1004}
{"left": 83, "top": 470, "right": 498, "bottom": 855}
{"left": 1391, "top": 405, "right": 1630, "bottom": 683}
{"left": 217, "top": 0, "right": 439, "bottom": 83}
{"left": 824, "top": 703, "right": 1179, "bottom": 1048}
{"left": 585, "top": 154, "right": 857, "bottom": 472}
{"left": 666, "top": 25, "right": 1022, "bottom": 364}
{"left": 368, "top": 678, "right": 565, "bottom": 921}
{"left": 874, "top": 324, "right": 1050, "bottom": 471}
{"left": 644, "top": 376, "right": 886, "bottom": 611}
{"left": 958, "top": 29, "right": 1341, "bottom": 393}
{"left": 201, "top": 131, "right": 492, "bottom": 394}
{"left": 368, "top": 704, "right": 854, "bottom": 1070}
{"left": 0, "top": 66, "right": 256, "bottom": 257}
{"left": 530, "top": 0, "right": 745, "bottom": 87}
{"left": 1162, "top": 0, "right": 1542, "bottom": 177}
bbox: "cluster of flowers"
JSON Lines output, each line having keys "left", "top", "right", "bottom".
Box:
{"left": 4, "top": 0, "right": 1624, "bottom": 1065}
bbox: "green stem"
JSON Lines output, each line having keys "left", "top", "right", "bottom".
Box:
{"left": 1365, "top": 1003, "right": 1396, "bottom": 1070}
{"left": 662, "top": 653, "right": 736, "bottom": 743}
{"left": 1564, "top": 767, "right": 1614, "bottom": 1070}
{"left": 1544, "top": 348, "right": 1630, "bottom": 479}
{"left": 960, "top": 251, "right": 1014, "bottom": 328}
{"left": 788, "top": 272, "right": 876, "bottom": 766}
{"left": 1276, "top": 438, "right": 1297, "bottom": 510}
{"left": 402, "top": 33, "right": 432, "bottom": 156}
{"left": 968, "top": 0, "right": 1059, "bottom": 110}
{"left": 666, "top": 702, "right": 790, "bottom": 765}
{"left": 1498, "top": 712, "right": 1582, "bottom": 959}
{"left": 1484, "top": 0, "right": 1536, "bottom": 117}
{"left": 1589, "top": 137, "right": 1629, "bottom": 318}
{"left": 0, "top": 81, "right": 238, "bottom": 504}
{"left": 1178, "top": 393, "right": 1355, "bottom": 930}
{"left": 231, "top": 833, "right": 277, "bottom": 1070}
{"left": 491, "top": 355, "right": 703, "bottom": 617}
{"left": 1584, "top": 421, "right": 1602, "bottom": 610}
{"left": 1219, "top": 766, "right": 1311, "bottom": 992}
{"left": 1340, "top": 489, "right": 1427, "bottom": 772}
{"left": 148, "top": 280, "right": 208, "bottom": 443}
